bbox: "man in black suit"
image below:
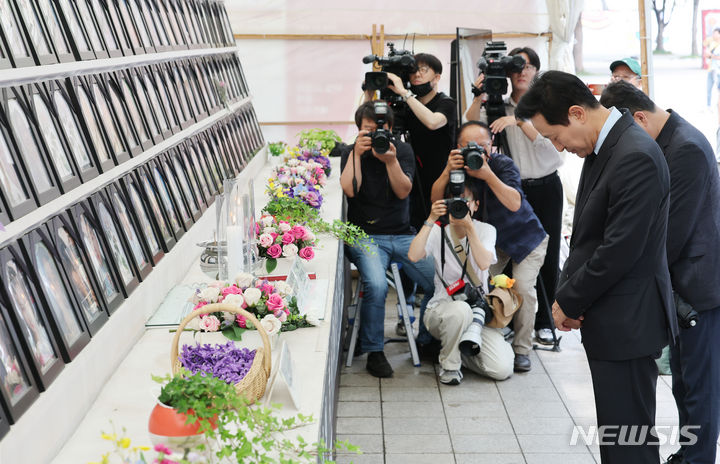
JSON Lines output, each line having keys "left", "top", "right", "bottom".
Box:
{"left": 601, "top": 81, "right": 720, "bottom": 464}
{"left": 516, "top": 71, "right": 678, "bottom": 464}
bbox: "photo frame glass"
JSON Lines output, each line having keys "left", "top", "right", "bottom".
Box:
{"left": 139, "top": 175, "right": 172, "bottom": 242}
{"left": 0, "top": 130, "right": 29, "bottom": 207}
{"left": 56, "top": 226, "right": 102, "bottom": 323}
{"left": 170, "top": 157, "right": 197, "bottom": 214}
{"left": 155, "top": 70, "right": 181, "bottom": 124}
{"left": 90, "top": 83, "right": 125, "bottom": 155}
{"left": 200, "top": 140, "right": 222, "bottom": 186}
{"left": 147, "top": 0, "right": 170, "bottom": 46}
{"left": 117, "top": 0, "right": 140, "bottom": 49}
{"left": 168, "top": 68, "right": 191, "bottom": 120}
{"left": 96, "top": 203, "right": 134, "bottom": 285}
{"left": 91, "top": 0, "right": 118, "bottom": 50}
{"left": 178, "top": 67, "right": 200, "bottom": 115}
{"left": 56, "top": 0, "right": 90, "bottom": 51}
{"left": 110, "top": 189, "right": 151, "bottom": 265}
{"left": 141, "top": 74, "right": 168, "bottom": 132}
{"left": 75, "top": 0, "right": 104, "bottom": 51}
{"left": 127, "top": 183, "right": 162, "bottom": 254}
{"left": 165, "top": 1, "right": 184, "bottom": 45}
{"left": 149, "top": 169, "right": 180, "bottom": 231}
{"left": 139, "top": 1, "right": 161, "bottom": 47}
{"left": 0, "top": 0, "right": 30, "bottom": 57}
{"left": 16, "top": 1, "right": 51, "bottom": 54}
{"left": 179, "top": 149, "right": 205, "bottom": 204}
{"left": 188, "top": 145, "right": 211, "bottom": 197}
{"left": 32, "top": 95, "right": 75, "bottom": 181}
{"left": 5, "top": 260, "right": 56, "bottom": 373}
{"left": 0, "top": 311, "right": 31, "bottom": 406}
{"left": 75, "top": 86, "right": 111, "bottom": 163}
{"left": 53, "top": 91, "right": 92, "bottom": 172}
{"left": 126, "top": 0, "right": 150, "bottom": 47}
{"left": 107, "top": 84, "right": 138, "bottom": 148}
{"left": 36, "top": 0, "right": 70, "bottom": 54}
{"left": 7, "top": 100, "right": 53, "bottom": 192}
{"left": 130, "top": 77, "right": 159, "bottom": 137}
{"left": 117, "top": 81, "right": 148, "bottom": 144}
{"left": 159, "top": 165, "right": 189, "bottom": 222}
{"left": 77, "top": 213, "right": 118, "bottom": 301}
{"left": 33, "top": 242, "right": 83, "bottom": 346}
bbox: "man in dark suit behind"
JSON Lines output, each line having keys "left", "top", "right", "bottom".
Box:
{"left": 516, "top": 71, "right": 678, "bottom": 464}
{"left": 601, "top": 81, "right": 720, "bottom": 464}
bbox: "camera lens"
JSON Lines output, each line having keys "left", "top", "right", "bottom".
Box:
{"left": 372, "top": 132, "right": 390, "bottom": 154}
{"left": 465, "top": 151, "right": 484, "bottom": 170}
{"left": 447, "top": 198, "right": 469, "bottom": 219}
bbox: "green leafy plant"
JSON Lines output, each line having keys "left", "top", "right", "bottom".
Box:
{"left": 296, "top": 128, "right": 341, "bottom": 153}
{"left": 262, "top": 196, "right": 370, "bottom": 250}
{"left": 268, "top": 141, "right": 287, "bottom": 157}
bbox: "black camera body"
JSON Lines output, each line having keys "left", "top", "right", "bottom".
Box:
{"left": 460, "top": 141, "right": 485, "bottom": 170}
{"left": 471, "top": 41, "right": 525, "bottom": 124}
{"left": 367, "top": 101, "right": 394, "bottom": 154}
{"left": 442, "top": 170, "right": 469, "bottom": 220}
{"left": 362, "top": 43, "right": 416, "bottom": 134}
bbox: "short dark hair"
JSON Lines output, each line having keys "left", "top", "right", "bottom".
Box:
{"left": 354, "top": 101, "right": 394, "bottom": 129}
{"left": 515, "top": 70, "right": 600, "bottom": 125}
{"left": 456, "top": 120, "right": 491, "bottom": 144}
{"left": 599, "top": 80, "right": 656, "bottom": 114}
{"left": 509, "top": 47, "right": 541, "bottom": 71}
{"left": 414, "top": 53, "right": 442, "bottom": 74}
{"left": 443, "top": 174, "right": 483, "bottom": 202}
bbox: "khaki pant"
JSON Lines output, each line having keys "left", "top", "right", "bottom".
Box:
{"left": 424, "top": 300, "right": 514, "bottom": 381}
{"left": 490, "top": 235, "right": 549, "bottom": 356}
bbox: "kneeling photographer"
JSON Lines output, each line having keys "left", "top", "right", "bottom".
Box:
{"left": 431, "top": 121, "right": 547, "bottom": 373}
{"left": 408, "top": 173, "right": 514, "bottom": 385}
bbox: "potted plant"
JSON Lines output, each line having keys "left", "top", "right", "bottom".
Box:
{"left": 296, "top": 128, "right": 341, "bottom": 153}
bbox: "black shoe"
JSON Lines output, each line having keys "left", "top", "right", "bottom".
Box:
{"left": 514, "top": 354, "right": 531, "bottom": 372}
{"left": 366, "top": 351, "right": 393, "bottom": 378}
{"left": 663, "top": 450, "right": 685, "bottom": 464}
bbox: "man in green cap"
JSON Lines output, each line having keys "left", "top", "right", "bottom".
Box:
{"left": 610, "top": 57, "right": 642, "bottom": 89}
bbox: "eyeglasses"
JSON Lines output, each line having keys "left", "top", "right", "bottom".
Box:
{"left": 611, "top": 74, "right": 640, "bottom": 82}
{"left": 522, "top": 64, "right": 537, "bottom": 72}
{"left": 415, "top": 66, "right": 431, "bottom": 75}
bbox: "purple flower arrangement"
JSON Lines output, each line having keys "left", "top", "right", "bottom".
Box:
{"left": 179, "top": 341, "right": 256, "bottom": 385}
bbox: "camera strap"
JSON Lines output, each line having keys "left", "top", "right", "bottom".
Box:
{"left": 439, "top": 225, "right": 481, "bottom": 290}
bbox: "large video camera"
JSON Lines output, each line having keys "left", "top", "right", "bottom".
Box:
{"left": 367, "top": 101, "right": 393, "bottom": 154}
{"left": 443, "top": 170, "right": 469, "bottom": 221}
{"left": 362, "top": 43, "right": 417, "bottom": 134}
{"left": 471, "top": 41, "right": 525, "bottom": 124}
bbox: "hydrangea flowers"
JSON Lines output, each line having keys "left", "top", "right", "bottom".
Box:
{"left": 179, "top": 342, "right": 256, "bottom": 385}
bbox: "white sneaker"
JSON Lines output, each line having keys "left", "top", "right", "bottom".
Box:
{"left": 439, "top": 369, "right": 463, "bottom": 385}
{"left": 535, "top": 328, "right": 554, "bottom": 345}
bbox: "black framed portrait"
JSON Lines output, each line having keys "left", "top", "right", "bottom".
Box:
{"left": 125, "top": 69, "right": 164, "bottom": 144}
{"left": 109, "top": 72, "right": 151, "bottom": 152}
{"left": 233, "top": 56, "right": 250, "bottom": 98}
{"left": 39, "top": 80, "right": 100, "bottom": 182}
{"left": 48, "top": 214, "right": 108, "bottom": 335}
{"left": 201, "top": 131, "right": 231, "bottom": 181}
{"left": 202, "top": 1, "right": 222, "bottom": 48}
{"left": 93, "top": 0, "right": 131, "bottom": 56}
{"left": 217, "top": 123, "right": 242, "bottom": 174}
{"left": 24, "top": 83, "right": 83, "bottom": 192}
{"left": 159, "top": 154, "right": 195, "bottom": 226}
{"left": 138, "top": 66, "right": 176, "bottom": 137}
{"left": 86, "top": 193, "right": 142, "bottom": 292}
{"left": 217, "top": 1, "right": 234, "bottom": 47}
{"left": 193, "top": 60, "right": 220, "bottom": 115}
{"left": 71, "top": 0, "right": 110, "bottom": 59}
{"left": 21, "top": 226, "right": 91, "bottom": 361}
{"left": 68, "top": 76, "right": 123, "bottom": 171}
{"left": 146, "top": 66, "right": 180, "bottom": 134}
{"left": 105, "top": 181, "right": 158, "bottom": 270}
{"left": 0, "top": 294, "right": 39, "bottom": 423}
{"left": 161, "top": 64, "right": 193, "bottom": 129}
{"left": 0, "top": 243, "right": 64, "bottom": 391}
{"left": 126, "top": 0, "right": 156, "bottom": 53}
{"left": 52, "top": 0, "right": 100, "bottom": 61}
{"left": 0, "top": 103, "right": 36, "bottom": 221}
{"left": 95, "top": 73, "right": 141, "bottom": 157}
{"left": 231, "top": 116, "right": 253, "bottom": 167}
{"left": 164, "top": 150, "right": 201, "bottom": 220}
{"left": 176, "top": 63, "right": 204, "bottom": 122}
{"left": 69, "top": 201, "right": 126, "bottom": 309}
{"left": 111, "top": 0, "right": 145, "bottom": 54}
{"left": 85, "top": 0, "right": 121, "bottom": 58}
{"left": 174, "top": 144, "right": 209, "bottom": 211}
{"left": 0, "top": 0, "right": 35, "bottom": 68}
{"left": 11, "top": 0, "right": 59, "bottom": 65}
{"left": 150, "top": 157, "right": 192, "bottom": 232}
{"left": 144, "top": 0, "right": 174, "bottom": 51}
{"left": 173, "top": 0, "right": 198, "bottom": 48}
{"left": 36, "top": 0, "right": 77, "bottom": 62}
{"left": 189, "top": 137, "right": 220, "bottom": 193}
{"left": 188, "top": 0, "right": 211, "bottom": 48}
{"left": 135, "top": 0, "right": 169, "bottom": 53}
{"left": 121, "top": 171, "right": 175, "bottom": 254}
{"left": 219, "top": 57, "right": 242, "bottom": 102}
{"left": 157, "top": 0, "right": 187, "bottom": 49}
{"left": 1, "top": 87, "right": 62, "bottom": 206}
{"left": 0, "top": 400, "right": 9, "bottom": 439}
{"left": 142, "top": 162, "right": 186, "bottom": 240}
{"left": 185, "top": 139, "right": 217, "bottom": 198}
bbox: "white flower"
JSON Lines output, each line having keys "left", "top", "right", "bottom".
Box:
{"left": 275, "top": 280, "right": 293, "bottom": 297}
{"left": 302, "top": 230, "right": 316, "bottom": 242}
{"left": 258, "top": 233, "right": 274, "bottom": 248}
{"left": 198, "top": 287, "right": 221, "bottom": 303}
{"left": 260, "top": 314, "right": 282, "bottom": 336}
{"left": 263, "top": 226, "right": 276, "bottom": 235}
{"left": 278, "top": 221, "right": 291, "bottom": 233}
{"left": 223, "top": 294, "right": 244, "bottom": 308}
{"left": 199, "top": 315, "right": 221, "bottom": 332}
{"left": 260, "top": 215, "right": 274, "bottom": 227}
{"left": 243, "top": 287, "right": 262, "bottom": 306}
{"left": 287, "top": 158, "right": 299, "bottom": 167}
{"left": 234, "top": 272, "right": 254, "bottom": 288}
{"left": 222, "top": 311, "right": 236, "bottom": 324}
{"left": 282, "top": 243, "right": 298, "bottom": 257}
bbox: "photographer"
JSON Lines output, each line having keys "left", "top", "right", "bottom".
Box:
{"left": 377, "top": 53, "right": 457, "bottom": 231}
{"left": 600, "top": 81, "right": 720, "bottom": 464}
{"left": 465, "top": 47, "right": 563, "bottom": 346}
{"left": 340, "top": 101, "right": 435, "bottom": 378}
{"left": 408, "top": 177, "right": 513, "bottom": 384}
{"left": 431, "top": 121, "right": 547, "bottom": 372}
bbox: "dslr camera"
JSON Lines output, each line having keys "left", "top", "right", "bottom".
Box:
{"left": 472, "top": 41, "right": 525, "bottom": 123}
{"left": 460, "top": 141, "right": 486, "bottom": 170}
{"left": 443, "top": 170, "right": 469, "bottom": 221}
{"left": 457, "top": 283, "right": 493, "bottom": 356}
{"left": 367, "top": 101, "right": 393, "bottom": 154}
{"left": 362, "top": 43, "right": 416, "bottom": 133}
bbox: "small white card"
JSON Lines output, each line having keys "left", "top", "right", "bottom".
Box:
{"left": 264, "top": 340, "right": 300, "bottom": 409}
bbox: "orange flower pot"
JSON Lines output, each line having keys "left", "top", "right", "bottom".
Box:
{"left": 148, "top": 402, "right": 217, "bottom": 451}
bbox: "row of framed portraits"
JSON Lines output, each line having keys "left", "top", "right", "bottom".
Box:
{"left": 0, "top": 0, "right": 235, "bottom": 68}
{"left": 0, "top": 52, "right": 250, "bottom": 224}
{"left": 0, "top": 106, "right": 264, "bottom": 437}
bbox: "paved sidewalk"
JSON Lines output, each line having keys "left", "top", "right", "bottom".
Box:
{"left": 336, "top": 287, "right": 720, "bottom": 464}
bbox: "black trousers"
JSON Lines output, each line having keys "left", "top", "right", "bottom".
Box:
{"left": 588, "top": 355, "right": 660, "bottom": 464}
{"left": 669, "top": 307, "right": 720, "bottom": 464}
{"left": 522, "top": 172, "right": 563, "bottom": 330}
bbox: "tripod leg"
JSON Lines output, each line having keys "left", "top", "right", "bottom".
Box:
{"left": 392, "top": 263, "right": 420, "bottom": 366}
{"left": 533, "top": 277, "right": 562, "bottom": 352}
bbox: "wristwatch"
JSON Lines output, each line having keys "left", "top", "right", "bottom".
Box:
{"left": 423, "top": 220, "right": 435, "bottom": 228}
{"left": 402, "top": 90, "right": 416, "bottom": 102}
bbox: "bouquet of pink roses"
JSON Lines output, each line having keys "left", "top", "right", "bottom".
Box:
{"left": 255, "top": 214, "right": 316, "bottom": 273}
{"left": 188, "top": 274, "right": 313, "bottom": 341}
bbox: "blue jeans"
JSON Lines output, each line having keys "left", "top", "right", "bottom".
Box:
{"left": 346, "top": 235, "right": 435, "bottom": 352}
{"left": 707, "top": 69, "right": 719, "bottom": 107}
